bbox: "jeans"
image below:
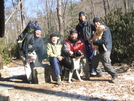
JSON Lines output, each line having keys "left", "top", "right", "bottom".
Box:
{"left": 50, "top": 57, "right": 61, "bottom": 76}
{"left": 85, "top": 44, "right": 96, "bottom": 73}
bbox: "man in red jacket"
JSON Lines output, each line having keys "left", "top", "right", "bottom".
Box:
{"left": 63, "top": 29, "right": 90, "bottom": 80}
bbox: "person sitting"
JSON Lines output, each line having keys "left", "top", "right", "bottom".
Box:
{"left": 46, "top": 33, "right": 63, "bottom": 85}
{"left": 62, "top": 29, "right": 90, "bottom": 80}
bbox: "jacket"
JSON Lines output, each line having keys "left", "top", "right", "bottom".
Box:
{"left": 63, "top": 37, "right": 86, "bottom": 56}
{"left": 93, "top": 25, "right": 112, "bottom": 53}
{"left": 22, "top": 32, "right": 44, "bottom": 62}
{"left": 76, "top": 21, "right": 95, "bottom": 45}
{"left": 47, "top": 41, "right": 63, "bottom": 58}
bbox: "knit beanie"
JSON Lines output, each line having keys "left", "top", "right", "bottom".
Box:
{"left": 93, "top": 17, "right": 100, "bottom": 23}
{"left": 50, "top": 33, "right": 59, "bottom": 39}
{"left": 35, "top": 26, "right": 42, "bottom": 31}
{"left": 70, "top": 29, "right": 78, "bottom": 35}
{"left": 79, "top": 11, "right": 86, "bottom": 17}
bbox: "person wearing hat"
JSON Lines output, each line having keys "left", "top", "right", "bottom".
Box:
{"left": 76, "top": 11, "right": 97, "bottom": 76}
{"left": 91, "top": 17, "right": 118, "bottom": 83}
{"left": 22, "top": 26, "right": 44, "bottom": 83}
{"left": 62, "top": 29, "right": 90, "bottom": 80}
{"left": 47, "top": 33, "right": 63, "bottom": 85}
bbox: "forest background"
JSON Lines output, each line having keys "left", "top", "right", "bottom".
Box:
{"left": 1, "top": 0, "right": 134, "bottom": 65}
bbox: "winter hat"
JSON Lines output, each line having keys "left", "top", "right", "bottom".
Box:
{"left": 50, "top": 33, "right": 59, "bottom": 39}
{"left": 35, "top": 26, "right": 42, "bottom": 31}
{"left": 70, "top": 29, "right": 78, "bottom": 35}
{"left": 93, "top": 17, "right": 100, "bottom": 23}
{"left": 79, "top": 11, "right": 86, "bottom": 17}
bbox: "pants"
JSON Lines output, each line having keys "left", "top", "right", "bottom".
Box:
{"left": 91, "top": 51, "right": 118, "bottom": 78}
{"left": 85, "top": 44, "right": 96, "bottom": 73}
{"left": 80, "top": 56, "right": 89, "bottom": 74}
{"left": 20, "top": 51, "right": 37, "bottom": 81}
{"left": 36, "top": 46, "right": 43, "bottom": 63}
{"left": 50, "top": 57, "right": 61, "bottom": 76}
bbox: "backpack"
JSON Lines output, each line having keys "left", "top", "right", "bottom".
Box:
{"left": 17, "top": 20, "right": 39, "bottom": 50}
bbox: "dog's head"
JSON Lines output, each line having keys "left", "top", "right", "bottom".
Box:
{"left": 74, "top": 50, "right": 83, "bottom": 58}
{"left": 96, "top": 25, "right": 106, "bottom": 36}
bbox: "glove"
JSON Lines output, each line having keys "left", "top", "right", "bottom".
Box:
{"left": 28, "top": 44, "right": 33, "bottom": 50}
{"left": 28, "top": 44, "right": 34, "bottom": 52}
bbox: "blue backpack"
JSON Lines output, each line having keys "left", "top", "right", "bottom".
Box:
{"left": 17, "top": 21, "right": 39, "bottom": 50}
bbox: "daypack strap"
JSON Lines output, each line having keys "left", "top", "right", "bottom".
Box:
{"left": 22, "top": 29, "right": 35, "bottom": 41}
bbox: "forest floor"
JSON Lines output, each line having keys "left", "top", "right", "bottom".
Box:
{"left": 0, "top": 59, "right": 134, "bottom": 101}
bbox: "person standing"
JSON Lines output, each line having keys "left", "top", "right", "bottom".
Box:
{"left": 91, "top": 17, "right": 118, "bottom": 83}
{"left": 47, "top": 33, "right": 63, "bottom": 85}
{"left": 76, "top": 11, "right": 96, "bottom": 76}
{"left": 22, "top": 26, "right": 44, "bottom": 83}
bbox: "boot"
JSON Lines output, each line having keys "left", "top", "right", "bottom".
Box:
{"left": 89, "top": 64, "right": 96, "bottom": 76}
{"left": 57, "top": 75, "right": 62, "bottom": 85}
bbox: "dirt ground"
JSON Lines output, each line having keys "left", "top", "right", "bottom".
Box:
{"left": 0, "top": 59, "right": 134, "bottom": 101}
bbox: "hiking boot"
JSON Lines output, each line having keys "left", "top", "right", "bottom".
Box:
{"left": 111, "top": 75, "right": 118, "bottom": 83}
{"left": 57, "top": 75, "right": 62, "bottom": 85}
{"left": 96, "top": 73, "right": 103, "bottom": 77}
{"left": 90, "top": 72, "right": 97, "bottom": 76}
{"left": 111, "top": 78, "right": 118, "bottom": 83}
{"left": 89, "top": 65, "right": 97, "bottom": 76}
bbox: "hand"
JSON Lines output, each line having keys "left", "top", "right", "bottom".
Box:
{"left": 92, "top": 45, "right": 96, "bottom": 50}
{"left": 90, "top": 39, "right": 93, "bottom": 42}
{"left": 57, "top": 56, "right": 63, "bottom": 61}
{"left": 69, "top": 51, "right": 74, "bottom": 56}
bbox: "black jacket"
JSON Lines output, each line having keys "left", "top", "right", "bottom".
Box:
{"left": 22, "top": 32, "right": 44, "bottom": 62}
{"left": 76, "top": 21, "right": 95, "bottom": 45}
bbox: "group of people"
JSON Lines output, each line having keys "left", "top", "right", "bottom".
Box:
{"left": 23, "top": 11, "right": 118, "bottom": 84}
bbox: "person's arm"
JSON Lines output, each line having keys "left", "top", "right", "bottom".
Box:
{"left": 93, "top": 27, "right": 110, "bottom": 45}
{"left": 63, "top": 42, "right": 74, "bottom": 56}
{"left": 23, "top": 33, "right": 33, "bottom": 60}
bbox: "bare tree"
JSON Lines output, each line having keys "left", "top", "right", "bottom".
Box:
{"left": 57, "top": 0, "right": 64, "bottom": 37}
{"left": 124, "top": 0, "right": 128, "bottom": 13}
{"left": 20, "top": 0, "right": 25, "bottom": 31}
{"left": 91, "top": 0, "right": 95, "bottom": 17}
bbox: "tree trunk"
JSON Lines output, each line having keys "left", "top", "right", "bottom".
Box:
{"left": 57, "top": 0, "right": 64, "bottom": 37}
{"left": 103, "top": 0, "right": 107, "bottom": 16}
{"left": 124, "top": 0, "right": 128, "bottom": 13}
{"left": 91, "top": 0, "right": 95, "bottom": 17}
{"left": 20, "top": 0, "right": 25, "bottom": 31}
{"left": 107, "top": 0, "right": 110, "bottom": 11}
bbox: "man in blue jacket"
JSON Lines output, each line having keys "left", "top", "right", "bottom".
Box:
{"left": 91, "top": 17, "right": 118, "bottom": 83}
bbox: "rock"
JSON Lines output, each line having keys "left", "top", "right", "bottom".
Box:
{"left": 33, "top": 67, "right": 46, "bottom": 84}
{"left": 0, "top": 69, "right": 10, "bottom": 78}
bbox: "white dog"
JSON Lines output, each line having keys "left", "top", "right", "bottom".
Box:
{"left": 68, "top": 50, "right": 83, "bottom": 83}
{"left": 92, "top": 25, "right": 107, "bottom": 55}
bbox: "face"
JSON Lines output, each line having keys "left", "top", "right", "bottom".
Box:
{"left": 94, "top": 22, "right": 100, "bottom": 27}
{"left": 70, "top": 33, "right": 78, "bottom": 41}
{"left": 79, "top": 15, "right": 86, "bottom": 22}
{"left": 51, "top": 36, "right": 58, "bottom": 44}
{"left": 35, "top": 30, "right": 41, "bottom": 37}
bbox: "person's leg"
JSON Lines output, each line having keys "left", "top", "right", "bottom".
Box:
{"left": 86, "top": 45, "right": 96, "bottom": 76}
{"left": 37, "top": 46, "right": 43, "bottom": 63}
{"left": 91, "top": 54, "right": 103, "bottom": 77}
{"left": 80, "top": 57, "right": 90, "bottom": 80}
{"left": 100, "top": 51, "right": 118, "bottom": 82}
{"left": 50, "top": 57, "right": 62, "bottom": 84}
